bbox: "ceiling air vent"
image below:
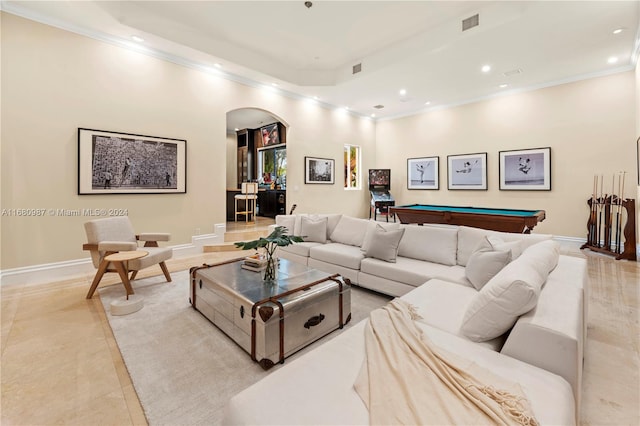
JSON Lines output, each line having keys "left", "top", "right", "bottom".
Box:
{"left": 352, "top": 63, "right": 362, "bottom": 74}
{"left": 373, "top": 105, "right": 384, "bottom": 109}
{"left": 502, "top": 68, "right": 523, "bottom": 77}
{"left": 462, "top": 14, "right": 479, "bottom": 31}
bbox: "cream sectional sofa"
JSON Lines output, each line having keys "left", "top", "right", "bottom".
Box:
{"left": 224, "top": 213, "right": 587, "bottom": 424}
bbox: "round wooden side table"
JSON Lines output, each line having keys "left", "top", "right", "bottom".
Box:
{"left": 104, "top": 250, "right": 148, "bottom": 315}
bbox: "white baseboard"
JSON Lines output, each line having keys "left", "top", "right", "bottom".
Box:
{"left": 0, "top": 225, "right": 228, "bottom": 287}
{"left": 0, "top": 258, "right": 96, "bottom": 287}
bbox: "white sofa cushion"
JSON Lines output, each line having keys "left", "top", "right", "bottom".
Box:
{"left": 360, "top": 256, "right": 451, "bottom": 287}
{"left": 275, "top": 215, "right": 296, "bottom": 235}
{"left": 279, "top": 241, "right": 324, "bottom": 257}
{"left": 400, "top": 280, "right": 506, "bottom": 351}
{"left": 461, "top": 240, "right": 560, "bottom": 342}
{"left": 456, "top": 226, "right": 552, "bottom": 267}
{"left": 465, "top": 236, "right": 512, "bottom": 290}
{"left": 329, "top": 216, "right": 370, "bottom": 247}
{"left": 309, "top": 243, "right": 364, "bottom": 270}
{"left": 397, "top": 225, "right": 458, "bottom": 266}
{"left": 362, "top": 224, "right": 405, "bottom": 263}
{"left": 300, "top": 216, "right": 327, "bottom": 243}
{"left": 432, "top": 265, "right": 473, "bottom": 287}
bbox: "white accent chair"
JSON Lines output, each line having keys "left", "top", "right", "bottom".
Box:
{"left": 234, "top": 182, "right": 258, "bottom": 222}
{"left": 83, "top": 216, "right": 172, "bottom": 299}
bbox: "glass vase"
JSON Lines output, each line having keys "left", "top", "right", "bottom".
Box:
{"left": 263, "top": 255, "right": 278, "bottom": 283}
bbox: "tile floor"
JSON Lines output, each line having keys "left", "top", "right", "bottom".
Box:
{"left": 1, "top": 225, "right": 638, "bottom": 425}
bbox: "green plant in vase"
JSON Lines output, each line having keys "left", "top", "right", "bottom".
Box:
{"left": 234, "top": 226, "right": 303, "bottom": 282}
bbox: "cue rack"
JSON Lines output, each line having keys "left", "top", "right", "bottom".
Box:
{"left": 581, "top": 172, "right": 636, "bottom": 261}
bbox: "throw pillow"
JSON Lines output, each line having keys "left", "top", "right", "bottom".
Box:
{"left": 465, "top": 237, "right": 512, "bottom": 290}
{"left": 487, "top": 236, "right": 524, "bottom": 259}
{"left": 362, "top": 224, "right": 405, "bottom": 263}
{"left": 361, "top": 221, "right": 400, "bottom": 252}
{"left": 300, "top": 216, "right": 328, "bottom": 243}
{"left": 460, "top": 240, "right": 560, "bottom": 342}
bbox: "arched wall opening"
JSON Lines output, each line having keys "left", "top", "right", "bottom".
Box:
{"left": 225, "top": 107, "right": 290, "bottom": 220}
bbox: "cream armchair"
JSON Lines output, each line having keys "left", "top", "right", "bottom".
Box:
{"left": 83, "top": 216, "right": 172, "bottom": 299}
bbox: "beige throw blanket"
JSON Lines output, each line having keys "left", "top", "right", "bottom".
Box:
{"left": 354, "top": 299, "right": 539, "bottom": 426}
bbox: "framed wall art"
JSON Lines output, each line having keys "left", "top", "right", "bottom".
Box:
{"left": 78, "top": 128, "right": 187, "bottom": 195}
{"left": 447, "top": 152, "right": 487, "bottom": 190}
{"left": 407, "top": 156, "right": 439, "bottom": 190}
{"left": 305, "top": 156, "right": 334, "bottom": 184}
{"left": 499, "top": 147, "right": 551, "bottom": 191}
{"left": 260, "top": 123, "right": 281, "bottom": 147}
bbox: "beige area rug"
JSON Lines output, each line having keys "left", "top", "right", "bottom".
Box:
{"left": 99, "top": 269, "right": 391, "bottom": 426}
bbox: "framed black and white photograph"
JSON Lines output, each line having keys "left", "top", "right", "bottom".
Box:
{"left": 305, "top": 156, "right": 334, "bottom": 184}
{"left": 407, "top": 156, "right": 439, "bottom": 190}
{"left": 447, "top": 152, "right": 487, "bottom": 190}
{"left": 78, "top": 128, "right": 187, "bottom": 195}
{"left": 499, "top": 147, "right": 551, "bottom": 191}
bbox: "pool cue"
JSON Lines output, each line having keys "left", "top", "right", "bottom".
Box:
{"left": 616, "top": 172, "right": 626, "bottom": 254}
{"left": 598, "top": 174, "right": 604, "bottom": 247}
{"left": 589, "top": 175, "right": 597, "bottom": 246}
{"left": 608, "top": 174, "right": 615, "bottom": 251}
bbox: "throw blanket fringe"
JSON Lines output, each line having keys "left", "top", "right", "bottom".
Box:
{"left": 354, "top": 299, "right": 539, "bottom": 426}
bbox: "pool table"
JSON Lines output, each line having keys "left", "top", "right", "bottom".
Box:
{"left": 390, "top": 204, "right": 545, "bottom": 234}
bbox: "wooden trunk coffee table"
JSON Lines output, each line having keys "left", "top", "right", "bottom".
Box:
{"left": 190, "top": 258, "right": 351, "bottom": 369}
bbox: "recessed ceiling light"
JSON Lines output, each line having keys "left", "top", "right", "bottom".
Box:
{"left": 399, "top": 89, "right": 407, "bottom": 96}
{"left": 214, "top": 63, "right": 222, "bottom": 68}
{"left": 499, "top": 84, "right": 508, "bottom": 88}
{"left": 607, "top": 56, "right": 619, "bottom": 64}
{"left": 131, "top": 35, "right": 144, "bottom": 43}
{"left": 370, "top": 113, "right": 376, "bottom": 118}
{"left": 481, "top": 65, "right": 491, "bottom": 73}
{"left": 612, "top": 28, "right": 624, "bottom": 35}
{"left": 343, "top": 106, "right": 350, "bottom": 111}
{"left": 313, "top": 96, "right": 319, "bottom": 100}
{"left": 424, "top": 101, "right": 431, "bottom": 105}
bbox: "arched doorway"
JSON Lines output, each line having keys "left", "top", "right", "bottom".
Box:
{"left": 225, "top": 108, "right": 289, "bottom": 221}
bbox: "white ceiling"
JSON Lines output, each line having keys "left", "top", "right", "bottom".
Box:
{"left": 3, "top": 1, "right": 639, "bottom": 131}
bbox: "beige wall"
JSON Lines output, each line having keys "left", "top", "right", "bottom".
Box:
{"left": 377, "top": 72, "right": 636, "bottom": 238}
{"left": 0, "top": 13, "right": 375, "bottom": 269}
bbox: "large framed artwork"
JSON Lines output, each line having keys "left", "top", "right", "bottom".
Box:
{"left": 78, "top": 128, "right": 187, "bottom": 195}
{"left": 499, "top": 147, "right": 551, "bottom": 191}
{"left": 407, "top": 156, "right": 439, "bottom": 190}
{"left": 447, "top": 152, "right": 487, "bottom": 190}
{"left": 305, "top": 156, "right": 334, "bottom": 184}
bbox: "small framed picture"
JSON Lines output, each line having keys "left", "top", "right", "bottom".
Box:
{"left": 305, "top": 156, "right": 334, "bottom": 184}
{"left": 78, "top": 128, "right": 187, "bottom": 195}
{"left": 447, "top": 152, "right": 487, "bottom": 190}
{"left": 407, "top": 156, "right": 439, "bottom": 190}
{"left": 499, "top": 147, "right": 551, "bottom": 191}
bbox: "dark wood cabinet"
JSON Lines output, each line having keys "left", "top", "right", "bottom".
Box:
{"left": 236, "top": 129, "right": 256, "bottom": 187}
{"left": 258, "top": 190, "right": 286, "bottom": 218}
